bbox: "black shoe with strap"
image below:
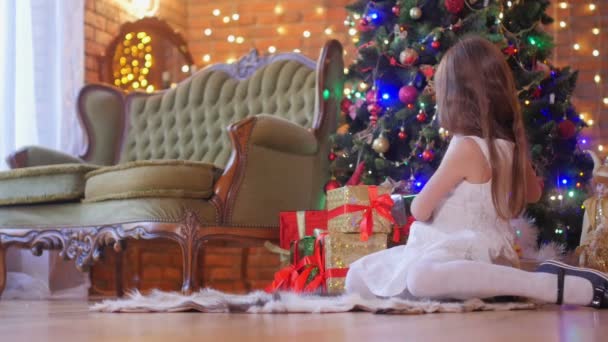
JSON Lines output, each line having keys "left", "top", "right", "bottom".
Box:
{"left": 536, "top": 260, "right": 608, "bottom": 309}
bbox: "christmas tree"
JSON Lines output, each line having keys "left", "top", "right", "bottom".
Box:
{"left": 330, "top": 0, "right": 594, "bottom": 249}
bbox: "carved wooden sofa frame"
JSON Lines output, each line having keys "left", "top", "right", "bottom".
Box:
{"left": 0, "top": 40, "right": 344, "bottom": 296}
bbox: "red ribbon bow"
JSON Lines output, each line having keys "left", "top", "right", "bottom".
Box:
{"left": 265, "top": 234, "right": 328, "bottom": 293}
{"left": 327, "top": 186, "right": 395, "bottom": 241}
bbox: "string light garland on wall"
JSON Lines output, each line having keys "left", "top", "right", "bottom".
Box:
{"left": 199, "top": 4, "right": 339, "bottom": 65}
{"left": 555, "top": 1, "right": 605, "bottom": 152}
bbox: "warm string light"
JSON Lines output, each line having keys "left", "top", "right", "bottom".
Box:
{"left": 113, "top": 31, "right": 154, "bottom": 93}
{"left": 558, "top": 1, "right": 605, "bottom": 147}
{"left": 203, "top": 4, "right": 332, "bottom": 62}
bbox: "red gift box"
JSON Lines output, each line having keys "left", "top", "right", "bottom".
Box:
{"left": 279, "top": 211, "right": 327, "bottom": 250}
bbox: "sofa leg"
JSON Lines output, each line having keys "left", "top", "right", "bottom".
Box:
{"left": 179, "top": 239, "right": 201, "bottom": 295}
{"left": 241, "top": 248, "right": 252, "bottom": 292}
{"left": 0, "top": 247, "right": 6, "bottom": 298}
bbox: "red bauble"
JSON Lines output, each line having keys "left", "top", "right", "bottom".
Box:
{"left": 340, "top": 98, "right": 352, "bottom": 114}
{"left": 431, "top": 40, "right": 441, "bottom": 49}
{"left": 366, "top": 89, "right": 378, "bottom": 103}
{"left": 398, "top": 128, "right": 407, "bottom": 140}
{"left": 392, "top": 5, "right": 400, "bottom": 16}
{"left": 389, "top": 57, "right": 398, "bottom": 66}
{"left": 420, "top": 65, "right": 435, "bottom": 79}
{"left": 558, "top": 119, "right": 576, "bottom": 140}
{"left": 532, "top": 87, "right": 542, "bottom": 99}
{"left": 324, "top": 180, "right": 341, "bottom": 193}
{"left": 398, "top": 85, "right": 418, "bottom": 104}
{"left": 422, "top": 149, "right": 435, "bottom": 162}
{"left": 416, "top": 110, "right": 427, "bottom": 122}
{"left": 367, "top": 103, "right": 382, "bottom": 116}
{"left": 399, "top": 48, "right": 419, "bottom": 66}
{"left": 328, "top": 152, "right": 337, "bottom": 161}
{"left": 445, "top": 0, "right": 465, "bottom": 14}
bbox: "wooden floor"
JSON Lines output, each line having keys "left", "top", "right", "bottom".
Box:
{"left": 1, "top": 300, "right": 607, "bottom": 341}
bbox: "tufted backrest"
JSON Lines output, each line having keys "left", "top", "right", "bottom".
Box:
{"left": 120, "top": 59, "right": 317, "bottom": 168}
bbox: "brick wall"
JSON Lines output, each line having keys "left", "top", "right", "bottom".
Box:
{"left": 549, "top": 1, "right": 607, "bottom": 145}
{"left": 185, "top": 0, "right": 351, "bottom": 67}
{"left": 85, "top": 0, "right": 188, "bottom": 83}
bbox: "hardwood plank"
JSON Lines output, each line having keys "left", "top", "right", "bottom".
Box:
{"left": 0, "top": 300, "right": 607, "bottom": 341}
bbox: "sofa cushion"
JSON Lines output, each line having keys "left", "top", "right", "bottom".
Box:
{"left": 84, "top": 160, "right": 221, "bottom": 202}
{"left": 0, "top": 164, "right": 98, "bottom": 206}
{"left": 0, "top": 198, "right": 219, "bottom": 228}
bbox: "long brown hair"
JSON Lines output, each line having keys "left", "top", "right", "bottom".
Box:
{"left": 434, "top": 36, "right": 528, "bottom": 219}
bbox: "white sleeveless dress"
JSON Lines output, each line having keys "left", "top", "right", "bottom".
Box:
{"left": 346, "top": 136, "right": 521, "bottom": 297}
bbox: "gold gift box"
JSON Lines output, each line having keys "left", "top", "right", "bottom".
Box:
{"left": 324, "top": 232, "right": 387, "bottom": 294}
{"left": 327, "top": 185, "right": 393, "bottom": 234}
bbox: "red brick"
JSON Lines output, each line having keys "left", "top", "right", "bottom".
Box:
{"left": 85, "top": 10, "right": 106, "bottom": 30}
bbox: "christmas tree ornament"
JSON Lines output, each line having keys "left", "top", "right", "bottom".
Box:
{"left": 558, "top": 119, "right": 576, "bottom": 139}
{"left": 420, "top": 65, "right": 435, "bottom": 78}
{"left": 409, "top": 6, "right": 422, "bottom": 20}
{"left": 337, "top": 123, "right": 350, "bottom": 135}
{"left": 422, "top": 149, "right": 435, "bottom": 161}
{"left": 532, "top": 87, "right": 542, "bottom": 99}
{"left": 399, "top": 48, "right": 419, "bottom": 66}
{"left": 367, "top": 102, "right": 383, "bottom": 116}
{"left": 392, "top": 5, "right": 400, "bottom": 16}
{"left": 414, "top": 72, "right": 427, "bottom": 90}
{"left": 324, "top": 179, "right": 341, "bottom": 193}
{"left": 346, "top": 162, "right": 366, "bottom": 185}
{"left": 416, "top": 110, "right": 427, "bottom": 122}
{"left": 372, "top": 134, "right": 390, "bottom": 154}
{"left": 328, "top": 152, "right": 337, "bottom": 161}
{"left": 398, "top": 127, "right": 407, "bottom": 140}
{"left": 369, "top": 114, "right": 378, "bottom": 126}
{"left": 398, "top": 85, "right": 418, "bottom": 104}
{"left": 356, "top": 18, "right": 373, "bottom": 32}
{"left": 389, "top": 57, "right": 398, "bottom": 66}
{"left": 340, "top": 98, "right": 352, "bottom": 114}
{"left": 431, "top": 39, "right": 441, "bottom": 49}
{"left": 445, "top": 0, "right": 464, "bottom": 14}
{"left": 366, "top": 89, "right": 378, "bottom": 103}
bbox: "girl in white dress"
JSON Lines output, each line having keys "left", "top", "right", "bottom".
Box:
{"left": 345, "top": 36, "right": 608, "bottom": 308}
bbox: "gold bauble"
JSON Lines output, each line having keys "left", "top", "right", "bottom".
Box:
{"left": 372, "top": 135, "right": 390, "bottom": 153}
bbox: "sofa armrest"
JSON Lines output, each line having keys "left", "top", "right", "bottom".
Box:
{"left": 248, "top": 114, "right": 318, "bottom": 155}
{"left": 78, "top": 84, "right": 125, "bottom": 165}
{"left": 6, "top": 146, "right": 84, "bottom": 169}
{"left": 213, "top": 115, "right": 325, "bottom": 227}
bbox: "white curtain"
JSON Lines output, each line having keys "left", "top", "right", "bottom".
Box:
{"left": 0, "top": 0, "right": 88, "bottom": 299}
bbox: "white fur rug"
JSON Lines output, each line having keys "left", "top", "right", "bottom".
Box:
{"left": 91, "top": 289, "right": 536, "bottom": 314}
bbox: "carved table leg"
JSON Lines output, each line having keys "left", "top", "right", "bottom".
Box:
{"left": 0, "top": 247, "right": 6, "bottom": 298}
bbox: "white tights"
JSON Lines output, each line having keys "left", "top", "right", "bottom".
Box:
{"left": 346, "top": 260, "right": 594, "bottom": 305}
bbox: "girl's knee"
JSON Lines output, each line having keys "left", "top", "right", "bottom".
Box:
{"left": 406, "top": 263, "right": 438, "bottom": 298}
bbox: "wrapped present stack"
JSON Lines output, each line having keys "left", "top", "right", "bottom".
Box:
{"left": 325, "top": 185, "right": 394, "bottom": 294}
{"left": 266, "top": 183, "right": 415, "bottom": 294}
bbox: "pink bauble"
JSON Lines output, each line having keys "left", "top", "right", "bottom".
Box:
{"left": 398, "top": 85, "right": 418, "bottom": 104}
{"left": 366, "top": 89, "right": 378, "bottom": 103}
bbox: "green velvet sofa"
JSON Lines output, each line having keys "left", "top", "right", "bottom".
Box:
{"left": 0, "top": 40, "right": 344, "bottom": 296}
